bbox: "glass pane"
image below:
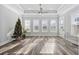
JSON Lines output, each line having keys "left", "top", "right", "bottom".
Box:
{"left": 50, "top": 20, "right": 57, "bottom": 32}
{"left": 25, "top": 20, "right": 31, "bottom": 32}
{"left": 33, "top": 20, "right": 40, "bottom": 32}
{"left": 42, "top": 20, "right": 48, "bottom": 32}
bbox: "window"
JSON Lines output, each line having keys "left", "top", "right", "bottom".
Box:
{"left": 50, "top": 20, "right": 57, "bottom": 32}
{"left": 59, "top": 19, "right": 64, "bottom": 31}
{"left": 59, "top": 16, "right": 65, "bottom": 38}
{"left": 42, "top": 20, "right": 48, "bottom": 32}
{"left": 71, "top": 16, "right": 79, "bottom": 37}
{"left": 25, "top": 20, "right": 31, "bottom": 32}
{"left": 33, "top": 20, "right": 40, "bottom": 32}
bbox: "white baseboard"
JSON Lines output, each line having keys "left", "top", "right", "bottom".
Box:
{"left": 0, "top": 38, "right": 15, "bottom": 46}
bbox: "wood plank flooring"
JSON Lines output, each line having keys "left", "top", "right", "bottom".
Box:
{"left": 0, "top": 36, "right": 78, "bottom": 55}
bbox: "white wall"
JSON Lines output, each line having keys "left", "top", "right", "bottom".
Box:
{"left": 59, "top": 5, "right": 79, "bottom": 45}
{"left": 58, "top": 5, "right": 79, "bottom": 37}
{"left": 0, "top": 5, "right": 22, "bottom": 46}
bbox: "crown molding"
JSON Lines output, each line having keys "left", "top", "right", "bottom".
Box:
{"left": 2, "top": 4, "right": 23, "bottom": 15}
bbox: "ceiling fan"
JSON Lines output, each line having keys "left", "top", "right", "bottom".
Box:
{"left": 24, "top": 4, "right": 57, "bottom": 14}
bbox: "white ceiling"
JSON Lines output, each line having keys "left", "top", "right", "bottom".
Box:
{"left": 18, "top": 4, "right": 78, "bottom": 15}
{"left": 5, "top": 4, "right": 78, "bottom": 15}
{"left": 20, "top": 4, "right": 61, "bottom": 10}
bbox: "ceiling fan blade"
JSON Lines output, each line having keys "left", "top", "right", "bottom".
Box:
{"left": 24, "top": 10, "right": 57, "bottom": 13}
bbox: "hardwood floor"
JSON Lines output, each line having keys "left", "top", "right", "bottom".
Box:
{"left": 0, "top": 36, "right": 78, "bottom": 55}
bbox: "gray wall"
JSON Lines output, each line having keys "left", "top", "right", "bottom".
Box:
{"left": 0, "top": 5, "right": 20, "bottom": 46}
